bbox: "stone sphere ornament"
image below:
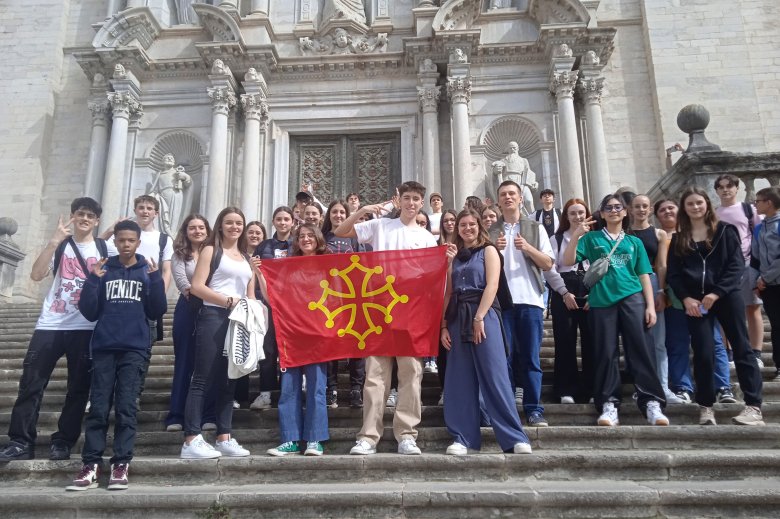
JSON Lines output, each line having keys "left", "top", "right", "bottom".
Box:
{"left": 677, "top": 104, "right": 720, "bottom": 152}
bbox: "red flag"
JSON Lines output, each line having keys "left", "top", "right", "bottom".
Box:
{"left": 261, "top": 246, "right": 448, "bottom": 369}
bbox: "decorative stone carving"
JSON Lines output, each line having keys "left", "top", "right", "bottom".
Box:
{"left": 356, "top": 143, "right": 391, "bottom": 206}
{"left": 433, "top": 0, "right": 481, "bottom": 30}
{"left": 447, "top": 76, "right": 472, "bottom": 105}
{"left": 419, "top": 58, "right": 437, "bottom": 73}
{"left": 240, "top": 93, "right": 269, "bottom": 123}
{"left": 299, "top": 29, "right": 387, "bottom": 55}
{"left": 417, "top": 86, "right": 441, "bottom": 113}
{"left": 211, "top": 59, "right": 231, "bottom": 76}
{"left": 480, "top": 116, "right": 540, "bottom": 163}
{"left": 492, "top": 142, "right": 538, "bottom": 213}
{"left": 107, "top": 91, "right": 141, "bottom": 118}
{"left": 554, "top": 43, "right": 573, "bottom": 58}
{"left": 192, "top": 3, "right": 243, "bottom": 43}
{"left": 582, "top": 50, "right": 600, "bottom": 66}
{"left": 113, "top": 64, "right": 127, "bottom": 80}
{"left": 92, "top": 73, "right": 106, "bottom": 87}
{"left": 677, "top": 104, "right": 721, "bottom": 153}
{"left": 322, "top": 0, "right": 367, "bottom": 26}
{"left": 207, "top": 86, "right": 237, "bottom": 115}
{"left": 579, "top": 77, "right": 605, "bottom": 104}
{"left": 146, "top": 154, "right": 193, "bottom": 236}
{"left": 88, "top": 100, "right": 111, "bottom": 125}
{"left": 450, "top": 48, "right": 468, "bottom": 64}
{"left": 0, "top": 217, "right": 25, "bottom": 299}
{"left": 245, "top": 68, "right": 260, "bottom": 82}
{"left": 490, "top": 0, "right": 510, "bottom": 9}
{"left": 92, "top": 7, "right": 162, "bottom": 50}
{"left": 551, "top": 70, "right": 579, "bottom": 100}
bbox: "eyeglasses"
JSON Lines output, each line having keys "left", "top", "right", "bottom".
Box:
{"left": 602, "top": 204, "right": 624, "bottom": 213}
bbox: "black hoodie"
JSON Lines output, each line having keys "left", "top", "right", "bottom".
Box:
{"left": 78, "top": 254, "right": 167, "bottom": 357}
{"left": 667, "top": 222, "right": 745, "bottom": 301}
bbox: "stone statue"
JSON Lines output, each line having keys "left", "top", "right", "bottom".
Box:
{"left": 420, "top": 58, "right": 436, "bottom": 73}
{"left": 211, "top": 59, "right": 230, "bottom": 76}
{"left": 147, "top": 154, "right": 193, "bottom": 235}
{"left": 492, "top": 141, "right": 538, "bottom": 215}
{"left": 322, "top": 0, "right": 367, "bottom": 26}
{"left": 113, "top": 64, "right": 127, "bottom": 80}
{"left": 175, "top": 0, "right": 205, "bottom": 25}
{"left": 450, "top": 48, "right": 468, "bottom": 64}
{"left": 332, "top": 28, "right": 352, "bottom": 53}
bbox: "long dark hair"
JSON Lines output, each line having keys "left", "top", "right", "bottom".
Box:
{"left": 321, "top": 199, "right": 350, "bottom": 236}
{"left": 173, "top": 214, "right": 211, "bottom": 261}
{"left": 598, "top": 193, "right": 630, "bottom": 231}
{"left": 206, "top": 206, "right": 248, "bottom": 252}
{"left": 438, "top": 209, "right": 458, "bottom": 245}
{"left": 291, "top": 223, "right": 329, "bottom": 256}
{"left": 453, "top": 209, "right": 491, "bottom": 251}
{"left": 674, "top": 186, "right": 718, "bottom": 256}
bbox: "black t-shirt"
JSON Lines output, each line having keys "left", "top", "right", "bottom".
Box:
{"left": 540, "top": 209, "right": 555, "bottom": 237}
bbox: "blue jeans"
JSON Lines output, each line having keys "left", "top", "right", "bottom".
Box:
{"left": 278, "top": 363, "right": 329, "bottom": 443}
{"left": 502, "top": 304, "right": 544, "bottom": 415}
{"left": 82, "top": 350, "right": 146, "bottom": 465}
{"left": 166, "top": 296, "right": 216, "bottom": 427}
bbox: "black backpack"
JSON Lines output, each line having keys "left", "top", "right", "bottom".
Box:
{"left": 53, "top": 237, "right": 108, "bottom": 278}
{"left": 155, "top": 233, "right": 169, "bottom": 342}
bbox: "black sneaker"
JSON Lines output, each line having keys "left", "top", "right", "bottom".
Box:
{"left": 49, "top": 442, "right": 70, "bottom": 461}
{"left": 350, "top": 389, "right": 363, "bottom": 408}
{"left": 674, "top": 390, "right": 693, "bottom": 404}
{"left": 326, "top": 390, "right": 338, "bottom": 408}
{"left": 716, "top": 387, "right": 737, "bottom": 404}
{"left": 0, "top": 442, "right": 34, "bottom": 461}
{"left": 527, "top": 411, "right": 548, "bottom": 427}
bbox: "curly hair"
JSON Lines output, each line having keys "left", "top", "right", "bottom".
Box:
{"left": 173, "top": 214, "right": 211, "bottom": 261}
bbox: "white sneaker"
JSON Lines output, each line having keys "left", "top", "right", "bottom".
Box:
{"left": 514, "top": 387, "right": 523, "bottom": 405}
{"left": 446, "top": 442, "right": 467, "bottom": 456}
{"left": 437, "top": 392, "right": 444, "bottom": 406}
{"left": 215, "top": 437, "right": 250, "bottom": 457}
{"left": 429, "top": 361, "right": 438, "bottom": 373}
{"left": 560, "top": 395, "right": 575, "bottom": 404}
{"left": 756, "top": 356, "right": 765, "bottom": 369}
{"left": 424, "top": 361, "right": 433, "bottom": 373}
{"left": 202, "top": 422, "right": 217, "bottom": 432}
{"left": 513, "top": 442, "right": 532, "bottom": 454}
{"left": 699, "top": 406, "right": 717, "bottom": 426}
{"left": 181, "top": 435, "right": 222, "bottom": 459}
{"left": 597, "top": 402, "right": 619, "bottom": 426}
{"left": 398, "top": 438, "right": 422, "bottom": 455}
{"left": 664, "top": 388, "right": 684, "bottom": 405}
{"left": 232, "top": 400, "right": 240, "bottom": 409}
{"left": 349, "top": 439, "right": 376, "bottom": 455}
{"left": 386, "top": 389, "right": 398, "bottom": 407}
{"left": 646, "top": 400, "right": 669, "bottom": 426}
{"left": 166, "top": 423, "right": 182, "bottom": 432}
{"left": 250, "top": 392, "right": 272, "bottom": 410}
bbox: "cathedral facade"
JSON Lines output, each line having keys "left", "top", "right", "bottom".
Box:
{"left": 1, "top": 0, "right": 778, "bottom": 298}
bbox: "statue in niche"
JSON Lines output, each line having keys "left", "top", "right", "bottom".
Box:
{"left": 175, "top": 0, "right": 207, "bottom": 25}
{"left": 322, "top": 0, "right": 367, "bottom": 26}
{"left": 211, "top": 59, "right": 231, "bottom": 76}
{"left": 420, "top": 58, "right": 436, "bottom": 73}
{"left": 492, "top": 141, "right": 538, "bottom": 215}
{"left": 332, "top": 28, "right": 352, "bottom": 53}
{"left": 113, "top": 64, "right": 127, "bottom": 80}
{"left": 147, "top": 154, "right": 193, "bottom": 236}
{"left": 450, "top": 48, "right": 468, "bottom": 64}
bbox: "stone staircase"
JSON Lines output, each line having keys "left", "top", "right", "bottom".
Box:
{"left": 0, "top": 301, "right": 779, "bottom": 518}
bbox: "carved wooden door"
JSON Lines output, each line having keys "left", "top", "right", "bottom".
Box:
{"left": 289, "top": 133, "right": 401, "bottom": 204}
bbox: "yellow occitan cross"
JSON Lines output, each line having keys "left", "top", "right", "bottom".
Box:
{"left": 308, "top": 255, "right": 409, "bottom": 349}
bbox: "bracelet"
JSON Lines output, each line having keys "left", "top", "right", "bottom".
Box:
{"left": 440, "top": 325, "right": 447, "bottom": 330}
{"left": 473, "top": 317, "right": 483, "bottom": 322}
{"left": 225, "top": 297, "right": 233, "bottom": 309}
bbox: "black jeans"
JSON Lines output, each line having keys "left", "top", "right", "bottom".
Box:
{"left": 257, "top": 309, "right": 279, "bottom": 392}
{"left": 7, "top": 330, "right": 91, "bottom": 449}
{"left": 327, "top": 358, "right": 366, "bottom": 392}
{"left": 82, "top": 350, "right": 146, "bottom": 465}
{"left": 550, "top": 290, "right": 594, "bottom": 402}
{"left": 687, "top": 290, "right": 763, "bottom": 407}
{"left": 183, "top": 306, "right": 236, "bottom": 436}
{"left": 759, "top": 284, "right": 780, "bottom": 370}
{"left": 588, "top": 292, "right": 666, "bottom": 416}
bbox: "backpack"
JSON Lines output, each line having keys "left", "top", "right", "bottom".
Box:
{"left": 53, "top": 237, "right": 108, "bottom": 278}
{"left": 742, "top": 202, "right": 755, "bottom": 237}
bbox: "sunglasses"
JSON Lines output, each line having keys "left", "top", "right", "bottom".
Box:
{"left": 602, "top": 204, "right": 624, "bottom": 213}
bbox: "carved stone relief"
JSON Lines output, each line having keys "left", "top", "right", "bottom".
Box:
{"left": 299, "top": 28, "right": 387, "bottom": 55}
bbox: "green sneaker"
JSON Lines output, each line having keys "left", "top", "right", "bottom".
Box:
{"left": 304, "top": 441, "right": 324, "bottom": 456}
{"left": 266, "top": 441, "right": 301, "bottom": 457}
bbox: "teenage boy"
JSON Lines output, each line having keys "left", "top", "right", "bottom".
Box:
{"left": 533, "top": 189, "right": 560, "bottom": 238}
{"left": 336, "top": 181, "right": 437, "bottom": 455}
{"left": 346, "top": 193, "right": 361, "bottom": 214}
{"left": 752, "top": 186, "right": 780, "bottom": 380}
{"left": 488, "top": 180, "right": 555, "bottom": 427}
{"left": 429, "top": 192, "right": 444, "bottom": 236}
{"left": 714, "top": 175, "right": 765, "bottom": 366}
{"left": 67, "top": 220, "right": 167, "bottom": 491}
{"left": 0, "top": 198, "right": 105, "bottom": 461}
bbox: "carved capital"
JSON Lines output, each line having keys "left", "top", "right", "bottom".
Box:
{"left": 579, "top": 77, "right": 605, "bottom": 105}
{"left": 240, "top": 93, "right": 269, "bottom": 122}
{"left": 417, "top": 86, "right": 441, "bottom": 113}
{"left": 551, "top": 70, "right": 579, "bottom": 100}
{"left": 107, "top": 91, "right": 141, "bottom": 119}
{"left": 88, "top": 100, "right": 111, "bottom": 125}
{"left": 447, "top": 77, "right": 471, "bottom": 105}
{"left": 207, "top": 86, "right": 237, "bottom": 116}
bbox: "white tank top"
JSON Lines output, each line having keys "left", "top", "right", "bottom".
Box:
{"left": 204, "top": 253, "right": 252, "bottom": 307}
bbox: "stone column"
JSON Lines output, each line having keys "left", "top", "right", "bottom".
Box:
{"left": 417, "top": 59, "right": 441, "bottom": 195}
{"left": 447, "top": 50, "right": 472, "bottom": 208}
{"left": 100, "top": 67, "right": 142, "bottom": 232}
{"left": 240, "top": 68, "right": 270, "bottom": 221}
{"left": 205, "top": 60, "right": 237, "bottom": 223}
{"left": 551, "top": 70, "right": 584, "bottom": 200}
{"left": 579, "top": 76, "right": 610, "bottom": 204}
{"left": 250, "top": 0, "right": 269, "bottom": 14}
{"left": 105, "top": 0, "right": 122, "bottom": 18}
{"left": 219, "top": 0, "right": 238, "bottom": 10}
{"left": 85, "top": 99, "right": 110, "bottom": 201}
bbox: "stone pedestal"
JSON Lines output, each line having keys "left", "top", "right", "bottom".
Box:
{"left": 0, "top": 218, "right": 25, "bottom": 299}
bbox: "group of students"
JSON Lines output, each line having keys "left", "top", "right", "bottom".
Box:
{"left": 0, "top": 175, "right": 778, "bottom": 492}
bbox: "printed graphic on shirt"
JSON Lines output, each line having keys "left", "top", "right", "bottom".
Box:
{"left": 105, "top": 279, "right": 144, "bottom": 302}
{"left": 49, "top": 256, "right": 98, "bottom": 314}
{"left": 274, "top": 249, "right": 288, "bottom": 258}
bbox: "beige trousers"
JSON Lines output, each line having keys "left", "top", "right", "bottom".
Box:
{"left": 356, "top": 356, "right": 423, "bottom": 446}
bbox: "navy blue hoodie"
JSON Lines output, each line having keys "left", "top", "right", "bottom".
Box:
{"left": 78, "top": 254, "right": 167, "bottom": 357}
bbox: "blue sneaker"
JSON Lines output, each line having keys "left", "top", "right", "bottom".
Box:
{"left": 527, "top": 411, "right": 548, "bottom": 427}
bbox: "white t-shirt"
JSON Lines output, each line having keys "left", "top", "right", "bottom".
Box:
{"left": 355, "top": 217, "right": 437, "bottom": 251}
{"left": 501, "top": 221, "right": 555, "bottom": 309}
{"left": 429, "top": 213, "right": 442, "bottom": 235}
{"left": 36, "top": 240, "right": 101, "bottom": 330}
{"left": 107, "top": 229, "right": 173, "bottom": 265}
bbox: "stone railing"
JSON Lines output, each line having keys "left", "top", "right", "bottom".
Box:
{"left": 0, "top": 218, "right": 26, "bottom": 299}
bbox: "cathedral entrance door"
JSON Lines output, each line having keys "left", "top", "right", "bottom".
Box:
{"left": 289, "top": 133, "right": 401, "bottom": 205}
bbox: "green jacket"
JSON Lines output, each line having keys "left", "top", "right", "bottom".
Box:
{"left": 488, "top": 215, "right": 545, "bottom": 295}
